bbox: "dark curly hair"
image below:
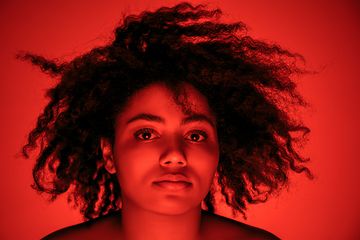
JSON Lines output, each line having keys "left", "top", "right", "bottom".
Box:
{"left": 19, "top": 2, "right": 312, "bottom": 221}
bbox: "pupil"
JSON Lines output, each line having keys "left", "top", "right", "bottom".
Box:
{"left": 191, "top": 134, "right": 199, "bottom": 141}
{"left": 143, "top": 133, "right": 151, "bottom": 139}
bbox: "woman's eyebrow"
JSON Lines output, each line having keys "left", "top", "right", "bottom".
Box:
{"left": 127, "top": 113, "right": 165, "bottom": 124}
{"left": 181, "top": 114, "right": 214, "bottom": 127}
{"left": 126, "top": 113, "right": 214, "bottom": 126}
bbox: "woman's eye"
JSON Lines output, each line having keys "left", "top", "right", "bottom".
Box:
{"left": 185, "top": 130, "right": 209, "bottom": 142}
{"left": 133, "top": 128, "right": 160, "bottom": 141}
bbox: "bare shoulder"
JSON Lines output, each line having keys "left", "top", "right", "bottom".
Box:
{"left": 41, "top": 221, "right": 92, "bottom": 240}
{"left": 41, "top": 211, "right": 121, "bottom": 240}
{"left": 201, "top": 211, "right": 280, "bottom": 240}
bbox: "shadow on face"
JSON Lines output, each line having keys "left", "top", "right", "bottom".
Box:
{"left": 101, "top": 83, "right": 220, "bottom": 215}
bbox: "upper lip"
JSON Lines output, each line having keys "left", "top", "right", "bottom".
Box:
{"left": 153, "top": 174, "right": 191, "bottom": 183}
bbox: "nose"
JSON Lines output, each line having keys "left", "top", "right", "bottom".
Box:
{"left": 159, "top": 138, "right": 187, "bottom": 167}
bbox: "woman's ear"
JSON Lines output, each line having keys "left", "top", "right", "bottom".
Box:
{"left": 101, "top": 138, "right": 116, "bottom": 174}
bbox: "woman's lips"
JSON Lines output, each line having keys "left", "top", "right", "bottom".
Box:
{"left": 153, "top": 181, "right": 191, "bottom": 191}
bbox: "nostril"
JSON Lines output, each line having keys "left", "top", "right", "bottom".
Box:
{"left": 159, "top": 150, "right": 187, "bottom": 166}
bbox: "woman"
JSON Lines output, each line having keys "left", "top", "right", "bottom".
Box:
{"left": 20, "top": 2, "right": 312, "bottom": 239}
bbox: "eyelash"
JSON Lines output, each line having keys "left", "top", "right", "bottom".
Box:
{"left": 133, "top": 128, "right": 159, "bottom": 141}
{"left": 132, "top": 128, "right": 210, "bottom": 142}
{"left": 185, "top": 130, "right": 209, "bottom": 142}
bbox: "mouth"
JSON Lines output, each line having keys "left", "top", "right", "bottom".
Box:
{"left": 153, "top": 181, "right": 192, "bottom": 191}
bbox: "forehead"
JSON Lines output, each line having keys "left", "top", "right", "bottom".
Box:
{"left": 117, "top": 83, "right": 214, "bottom": 123}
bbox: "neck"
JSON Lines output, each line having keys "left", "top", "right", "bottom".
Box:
{"left": 119, "top": 199, "right": 202, "bottom": 240}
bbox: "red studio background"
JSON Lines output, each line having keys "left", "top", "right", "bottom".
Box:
{"left": 1, "top": 0, "right": 359, "bottom": 239}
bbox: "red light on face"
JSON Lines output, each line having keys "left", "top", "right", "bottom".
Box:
{"left": 101, "top": 83, "right": 219, "bottom": 215}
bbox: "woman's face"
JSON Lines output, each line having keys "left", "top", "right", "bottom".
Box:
{"left": 102, "top": 83, "right": 219, "bottom": 215}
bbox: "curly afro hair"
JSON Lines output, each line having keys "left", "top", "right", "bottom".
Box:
{"left": 19, "top": 2, "right": 312, "bottom": 220}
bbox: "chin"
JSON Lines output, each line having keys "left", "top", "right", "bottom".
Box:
{"left": 148, "top": 198, "right": 201, "bottom": 216}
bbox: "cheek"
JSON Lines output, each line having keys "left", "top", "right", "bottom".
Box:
{"left": 113, "top": 143, "right": 160, "bottom": 185}
{"left": 190, "top": 144, "right": 219, "bottom": 182}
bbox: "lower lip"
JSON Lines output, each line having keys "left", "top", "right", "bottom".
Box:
{"left": 154, "top": 181, "right": 191, "bottom": 191}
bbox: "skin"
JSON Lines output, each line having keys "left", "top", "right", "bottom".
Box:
{"left": 43, "top": 83, "right": 280, "bottom": 240}
{"left": 102, "top": 83, "right": 219, "bottom": 240}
